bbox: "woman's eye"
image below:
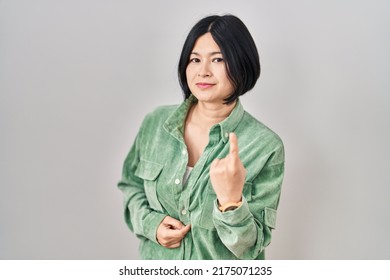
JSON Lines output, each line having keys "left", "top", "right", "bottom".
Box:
{"left": 189, "top": 58, "right": 200, "bottom": 63}
{"left": 212, "top": 57, "right": 224, "bottom": 63}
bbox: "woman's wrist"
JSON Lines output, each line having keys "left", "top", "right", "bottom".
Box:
{"left": 217, "top": 195, "right": 242, "bottom": 206}
{"left": 217, "top": 197, "right": 243, "bottom": 212}
{"left": 218, "top": 201, "right": 242, "bottom": 212}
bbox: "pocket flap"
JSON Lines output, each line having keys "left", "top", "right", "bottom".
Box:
{"left": 264, "top": 207, "right": 277, "bottom": 229}
{"left": 135, "top": 159, "right": 163, "bottom": 181}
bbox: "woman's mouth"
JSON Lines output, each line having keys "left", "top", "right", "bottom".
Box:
{"left": 196, "top": 83, "right": 215, "bottom": 89}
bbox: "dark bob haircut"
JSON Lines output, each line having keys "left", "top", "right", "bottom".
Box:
{"left": 178, "top": 14, "right": 261, "bottom": 104}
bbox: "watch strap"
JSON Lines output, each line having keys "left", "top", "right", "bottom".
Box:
{"left": 218, "top": 201, "right": 242, "bottom": 212}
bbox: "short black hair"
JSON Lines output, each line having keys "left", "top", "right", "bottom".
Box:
{"left": 178, "top": 14, "right": 261, "bottom": 104}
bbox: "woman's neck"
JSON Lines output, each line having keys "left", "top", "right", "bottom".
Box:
{"left": 188, "top": 100, "right": 236, "bottom": 129}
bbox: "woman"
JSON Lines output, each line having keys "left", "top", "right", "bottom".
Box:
{"left": 118, "top": 14, "right": 284, "bottom": 260}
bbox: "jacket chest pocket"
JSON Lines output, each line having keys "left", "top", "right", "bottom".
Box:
{"left": 135, "top": 159, "right": 164, "bottom": 212}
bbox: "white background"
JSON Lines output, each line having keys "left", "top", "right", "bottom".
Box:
{"left": 0, "top": 0, "right": 389, "bottom": 259}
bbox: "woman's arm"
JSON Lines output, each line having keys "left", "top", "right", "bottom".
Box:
{"left": 117, "top": 135, "right": 168, "bottom": 243}
{"left": 211, "top": 134, "right": 284, "bottom": 259}
{"left": 118, "top": 119, "right": 190, "bottom": 247}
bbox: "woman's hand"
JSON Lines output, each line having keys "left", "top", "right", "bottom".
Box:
{"left": 156, "top": 216, "right": 191, "bottom": 248}
{"left": 210, "top": 132, "right": 246, "bottom": 205}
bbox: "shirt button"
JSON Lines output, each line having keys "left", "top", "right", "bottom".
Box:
{"left": 181, "top": 209, "right": 187, "bottom": 215}
{"left": 175, "top": 178, "right": 180, "bottom": 185}
{"left": 225, "top": 132, "right": 229, "bottom": 138}
{"left": 182, "top": 149, "right": 186, "bottom": 155}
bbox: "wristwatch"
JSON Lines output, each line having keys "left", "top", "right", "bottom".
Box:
{"left": 218, "top": 201, "right": 242, "bottom": 212}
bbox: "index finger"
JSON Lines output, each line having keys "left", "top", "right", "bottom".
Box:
{"left": 229, "top": 132, "right": 239, "bottom": 156}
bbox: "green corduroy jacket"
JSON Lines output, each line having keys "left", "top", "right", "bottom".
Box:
{"left": 118, "top": 95, "right": 284, "bottom": 259}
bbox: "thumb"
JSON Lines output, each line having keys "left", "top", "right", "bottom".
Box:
{"left": 211, "top": 157, "right": 221, "bottom": 168}
{"left": 181, "top": 224, "right": 191, "bottom": 235}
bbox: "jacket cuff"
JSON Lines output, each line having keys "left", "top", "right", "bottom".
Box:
{"left": 213, "top": 196, "right": 251, "bottom": 224}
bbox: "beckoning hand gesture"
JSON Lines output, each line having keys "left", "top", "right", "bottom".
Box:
{"left": 210, "top": 132, "right": 247, "bottom": 205}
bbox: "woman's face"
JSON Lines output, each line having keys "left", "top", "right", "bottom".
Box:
{"left": 186, "top": 32, "right": 235, "bottom": 105}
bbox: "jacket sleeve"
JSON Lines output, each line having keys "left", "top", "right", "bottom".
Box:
{"left": 117, "top": 122, "right": 167, "bottom": 244}
{"left": 212, "top": 142, "right": 285, "bottom": 259}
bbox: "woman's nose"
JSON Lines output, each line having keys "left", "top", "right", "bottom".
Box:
{"left": 197, "top": 63, "right": 212, "bottom": 77}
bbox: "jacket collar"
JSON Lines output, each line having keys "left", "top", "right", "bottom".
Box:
{"left": 163, "top": 95, "right": 244, "bottom": 143}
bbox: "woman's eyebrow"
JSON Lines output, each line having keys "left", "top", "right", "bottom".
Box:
{"left": 190, "top": 51, "right": 222, "bottom": 56}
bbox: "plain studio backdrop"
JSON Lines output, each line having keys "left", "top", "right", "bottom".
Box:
{"left": 1, "top": 0, "right": 389, "bottom": 259}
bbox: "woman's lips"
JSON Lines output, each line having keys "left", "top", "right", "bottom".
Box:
{"left": 196, "top": 83, "right": 215, "bottom": 89}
